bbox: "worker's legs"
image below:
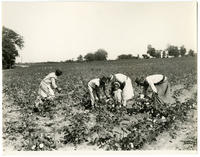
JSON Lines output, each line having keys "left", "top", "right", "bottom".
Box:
{"left": 88, "top": 86, "right": 95, "bottom": 107}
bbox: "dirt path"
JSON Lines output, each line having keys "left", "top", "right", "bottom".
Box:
{"left": 142, "top": 85, "right": 197, "bottom": 150}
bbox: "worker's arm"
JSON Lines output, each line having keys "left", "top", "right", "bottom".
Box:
{"left": 51, "top": 77, "right": 57, "bottom": 89}
{"left": 51, "top": 77, "right": 62, "bottom": 93}
{"left": 146, "top": 78, "right": 157, "bottom": 94}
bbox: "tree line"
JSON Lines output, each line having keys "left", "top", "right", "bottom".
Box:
{"left": 76, "top": 49, "right": 108, "bottom": 62}
{"left": 2, "top": 26, "right": 196, "bottom": 69}
{"left": 77, "top": 44, "right": 195, "bottom": 62}
{"left": 146, "top": 44, "right": 195, "bottom": 59}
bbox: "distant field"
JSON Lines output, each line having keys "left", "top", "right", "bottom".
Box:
{"left": 2, "top": 57, "right": 197, "bottom": 151}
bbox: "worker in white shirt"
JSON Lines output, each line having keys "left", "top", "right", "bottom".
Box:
{"left": 135, "top": 74, "right": 171, "bottom": 103}
{"left": 88, "top": 76, "right": 110, "bottom": 107}
{"left": 35, "top": 69, "right": 63, "bottom": 109}
{"left": 111, "top": 82, "right": 123, "bottom": 107}
{"left": 109, "top": 73, "right": 134, "bottom": 107}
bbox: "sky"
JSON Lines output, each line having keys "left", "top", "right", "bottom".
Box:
{"left": 2, "top": 1, "right": 197, "bottom": 63}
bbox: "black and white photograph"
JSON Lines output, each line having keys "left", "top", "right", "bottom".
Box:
{"left": 1, "top": 0, "right": 198, "bottom": 154}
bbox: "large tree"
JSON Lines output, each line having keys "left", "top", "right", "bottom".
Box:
{"left": 166, "top": 45, "right": 179, "bottom": 57}
{"left": 84, "top": 49, "right": 108, "bottom": 61}
{"left": 84, "top": 53, "right": 95, "bottom": 61}
{"left": 147, "top": 45, "right": 156, "bottom": 58}
{"left": 180, "top": 45, "right": 186, "bottom": 57}
{"left": 94, "top": 49, "right": 108, "bottom": 61}
{"left": 188, "top": 49, "right": 195, "bottom": 56}
{"left": 2, "top": 26, "right": 24, "bottom": 69}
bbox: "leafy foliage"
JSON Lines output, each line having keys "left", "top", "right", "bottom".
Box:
{"left": 166, "top": 45, "right": 180, "bottom": 57}
{"left": 84, "top": 49, "right": 108, "bottom": 61}
{"left": 2, "top": 26, "right": 24, "bottom": 69}
{"left": 142, "top": 54, "right": 150, "bottom": 59}
{"left": 147, "top": 45, "right": 156, "bottom": 57}
{"left": 117, "top": 54, "right": 138, "bottom": 60}
{"left": 180, "top": 45, "right": 186, "bottom": 57}
{"left": 146, "top": 45, "right": 162, "bottom": 58}
{"left": 188, "top": 49, "right": 195, "bottom": 56}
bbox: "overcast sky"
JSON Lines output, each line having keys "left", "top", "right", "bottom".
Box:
{"left": 2, "top": 1, "right": 197, "bottom": 62}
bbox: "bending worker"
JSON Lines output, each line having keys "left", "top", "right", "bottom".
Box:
{"left": 88, "top": 76, "right": 109, "bottom": 108}
{"left": 109, "top": 73, "right": 134, "bottom": 107}
{"left": 35, "top": 69, "right": 63, "bottom": 109}
{"left": 135, "top": 74, "right": 171, "bottom": 103}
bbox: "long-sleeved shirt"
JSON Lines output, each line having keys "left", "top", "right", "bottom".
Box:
{"left": 145, "top": 74, "right": 166, "bottom": 93}
{"left": 42, "top": 72, "right": 58, "bottom": 89}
